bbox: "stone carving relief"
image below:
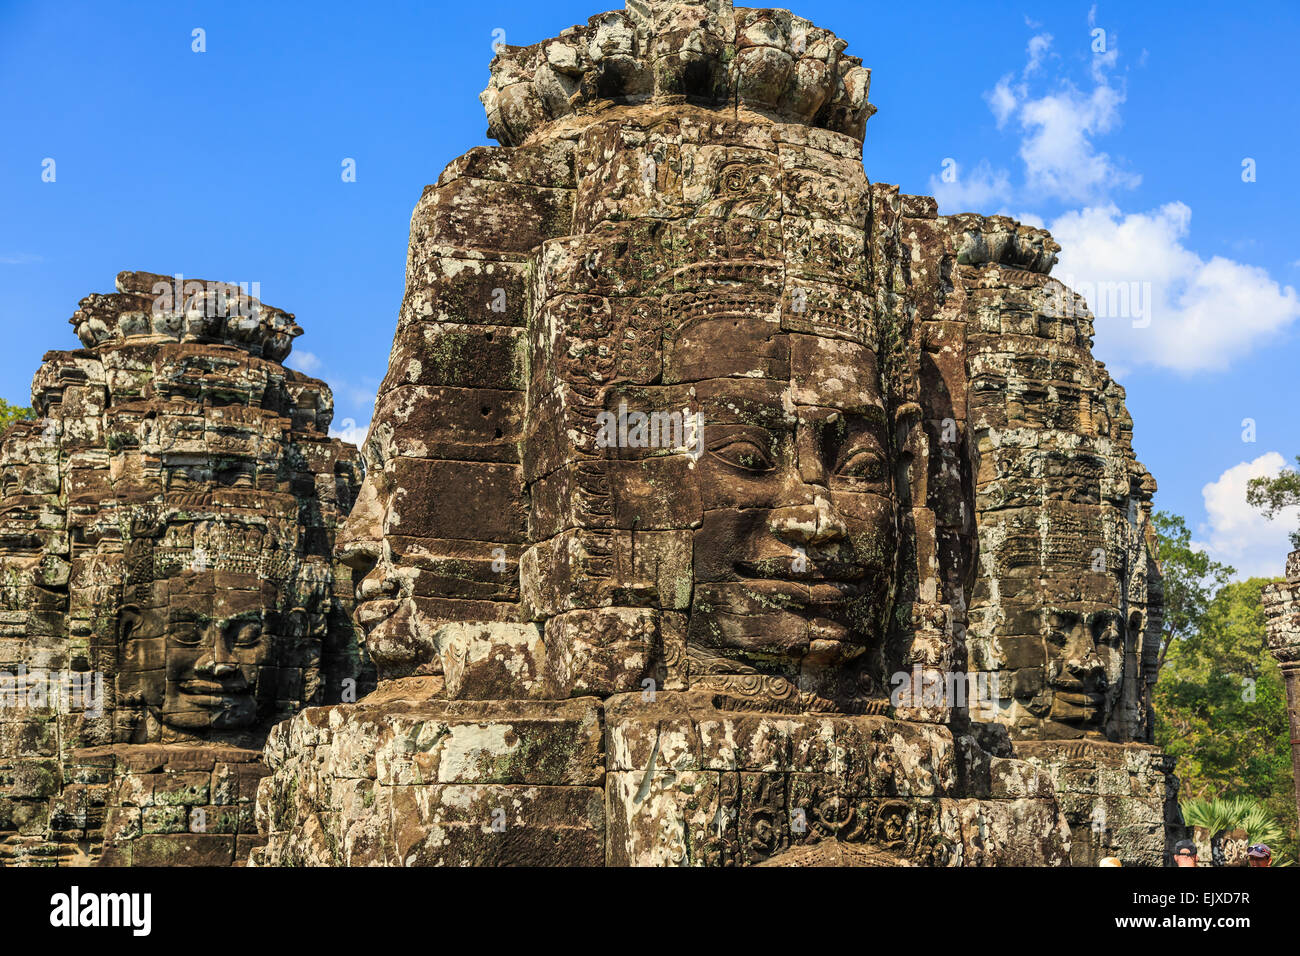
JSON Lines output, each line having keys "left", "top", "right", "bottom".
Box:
{"left": 0, "top": 274, "right": 369, "bottom": 865}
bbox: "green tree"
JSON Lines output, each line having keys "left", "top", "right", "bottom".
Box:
{"left": 1152, "top": 511, "right": 1234, "bottom": 674}
{"left": 1247, "top": 455, "right": 1300, "bottom": 549}
{"left": 0, "top": 398, "right": 33, "bottom": 434}
{"left": 1155, "top": 575, "right": 1297, "bottom": 858}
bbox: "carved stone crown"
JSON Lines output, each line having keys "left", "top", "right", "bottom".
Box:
{"left": 945, "top": 214, "right": 1061, "bottom": 274}
{"left": 481, "top": 0, "right": 875, "bottom": 146}
{"left": 125, "top": 514, "right": 297, "bottom": 587}
{"left": 69, "top": 271, "right": 303, "bottom": 361}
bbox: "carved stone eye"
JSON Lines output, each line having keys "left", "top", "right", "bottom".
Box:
{"left": 836, "top": 448, "right": 886, "bottom": 483}
{"left": 169, "top": 621, "right": 202, "bottom": 647}
{"left": 230, "top": 621, "right": 263, "bottom": 648}
{"left": 710, "top": 438, "right": 775, "bottom": 472}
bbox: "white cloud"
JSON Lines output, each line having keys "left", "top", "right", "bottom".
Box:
{"left": 288, "top": 350, "right": 322, "bottom": 374}
{"left": 988, "top": 79, "right": 1018, "bottom": 128}
{"left": 983, "top": 30, "right": 1138, "bottom": 204}
{"left": 1193, "top": 452, "right": 1299, "bottom": 579}
{"left": 1025, "top": 32, "right": 1053, "bottom": 76}
{"left": 330, "top": 417, "right": 370, "bottom": 448}
{"left": 960, "top": 17, "right": 1300, "bottom": 372}
{"left": 1014, "top": 82, "right": 1138, "bottom": 201}
{"left": 1051, "top": 203, "right": 1300, "bottom": 372}
{"left": 942, "top": 12, "right": 1300, "bottom": 374}
{"left": 928, "top": 160, "right": 1012, "bottom": 215}
{"left": 0, "top": 253, "right": 42, "bottom": 265}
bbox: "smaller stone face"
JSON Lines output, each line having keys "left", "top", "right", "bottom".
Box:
{"left": 118, "top": 571, "right": 282, "bottom": 733}
{"left": 927, "top": 213, "right": 1164, "bottom": 744}
{"left": 1264, "top": 551, "right": 1300, "bottom": 668}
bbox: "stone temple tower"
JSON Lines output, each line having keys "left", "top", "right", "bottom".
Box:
{"left": 0, "top": 272, "right": 370, "bottom": 865}
{"left": 249, "top": 0, "right": 1175, "bottom": 866}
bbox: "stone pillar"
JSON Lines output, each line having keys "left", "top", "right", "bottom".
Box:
{"left": 1263, "top": 550, "right": 1300, "bottom": 829}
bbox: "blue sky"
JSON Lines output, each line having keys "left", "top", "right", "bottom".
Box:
{"left": 2, "top": 0, "right": 1297, "bottom": 578}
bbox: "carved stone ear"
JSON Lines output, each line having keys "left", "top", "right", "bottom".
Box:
{"left": 118, "top": 604, "right": 143, "bottom": 644}
{"left": 286, "top": 607, "right": 313, "bottom": 639}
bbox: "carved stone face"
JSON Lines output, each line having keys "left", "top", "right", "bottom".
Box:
{"left": 335, "top": 456, "right": 412, "bottom": 676}
{"left": 673, "top": 327, "right": 895, "bottom": 690}
{"left": 120, "top": 570, "right": 279, "bottom": 732}
{"left": 338, "top": 111, "right": 906, "bottom": 710}
{"left": 1016, "top": 608, "right": 1125, "bottom": 737}
{"left": 0, "top": 422, "right": 63, "bottom": 643}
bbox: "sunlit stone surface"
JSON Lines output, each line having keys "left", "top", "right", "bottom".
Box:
{"left": 251, "top": 0, "right": 1181, "bottom": 867}
{"left": 0, "top": 273, "right": 371, "bottom": 865}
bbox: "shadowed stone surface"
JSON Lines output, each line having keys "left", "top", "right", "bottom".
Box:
{"left": 248, "top": 0, "right": 1174, "bottom": 866}
{"left": 0, "top": 273, "right": 371, "bottom": 865}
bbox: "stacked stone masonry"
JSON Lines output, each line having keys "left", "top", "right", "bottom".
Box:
{"left": 1263, "top": 551, "right": 1300, "bottom": 831}
{"left": 0, "top": 0, "right": 1182, "bottom": 866}
{"left": 0, "top": 273, "right": 371, "bottom": 865}
{"left": 252, "top": 0, "right": 1180, "bottom": 866}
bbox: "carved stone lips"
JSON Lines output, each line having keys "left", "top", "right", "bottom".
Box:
{"left": 356, "top": 572, "right": 398, "bottom": 601}
{"left": 730, "top": 578, "right": 865, "bottom": 633}
{"left": 354, "top": 573, "right": 401, "bottom": 634}
{"left": 1054, "top": 689, "right": 1102, "bottom": 707}
{"left": 734, "top": 556, "right": 866, "bottom": 585}
{"left": 355, "top": 597, "right": 399, "bottom": 632}
{"left": 178, "top": 679, "right": 247, "bottom": 703}
{"left": 735, "top": 577, "right": 860, "bottom": 599}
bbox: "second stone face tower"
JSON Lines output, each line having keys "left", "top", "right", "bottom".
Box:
{"left": 255, "top": 0, "right": 1171, "bottom": 866}
{"left": 0, "top": 273, "right": 370, "bottom": 866}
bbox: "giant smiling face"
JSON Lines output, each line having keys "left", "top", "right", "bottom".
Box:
{"left": 337, "top": 111, "right": 908, "bottom": 716}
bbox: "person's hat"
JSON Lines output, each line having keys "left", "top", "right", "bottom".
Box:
{"left": 1173, "top": 839, "right": 1198, "bottom": 856}
{"left": 1099, "top": 857, "right": 1122, "bottom": 867}
{"left": 1247, "top": 844, "right": 1272, "bottom": 858}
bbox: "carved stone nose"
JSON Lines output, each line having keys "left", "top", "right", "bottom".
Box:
{"left": 1068, "top": 654, "right": 1105, "bottom": 681}
{"left": 769, "top": 496, "right": 846, "bottom": 545}
{"left": 337, "top": 482, "right": 384, "bottom": 576}
{"left": 197, "top": 657, "right": 238, "bottom": 678}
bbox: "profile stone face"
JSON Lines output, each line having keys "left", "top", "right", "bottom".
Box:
{"left": 0, "top": 273, "right": 369, "bottom": 865}
{"left": 256, "top": 0, "right": 1179, "bottom": 867}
